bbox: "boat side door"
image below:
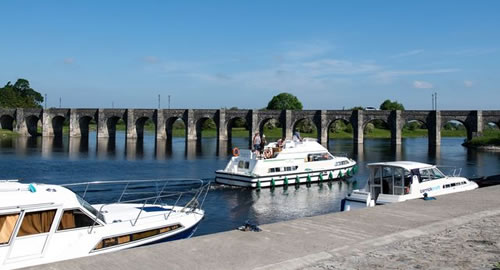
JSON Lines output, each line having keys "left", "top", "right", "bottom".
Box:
{"left": 369, "top": 166, "right": 382, "bottom": 200}
{"left": 5, "top": 207, "right": 60, "bottom": 262}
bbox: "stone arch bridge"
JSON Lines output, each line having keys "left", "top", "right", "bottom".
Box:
{"left": 0, "top": 108, "right": 498, "bottom": 147}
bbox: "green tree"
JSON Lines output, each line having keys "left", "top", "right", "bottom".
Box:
{"left": 266, "top": 92, "right": 303, "bottom": 110}
{"left": 379, "top": 99, "right": 405, "bottom": 111}
{"left": 0, "top": 79, "right": 44, "bottom": 108}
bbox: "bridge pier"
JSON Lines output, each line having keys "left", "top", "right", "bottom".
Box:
{"left": 42, "top": 111, "right": 53, "bottom": 137}
{"left": 217, "top": 109, "right": 228, "bottom": 142}
{"left": 156, "top": 109, "right": 167, "bottom": 140}
{"left": 69, "top": 109, "right": 81, "bottom": 137}
{"left": 185, "top": 109, "right": 196, "bottom": 141}
{"left": 97, "top": 109, "right": 109, "bottom": 138}
{"left": 126, "top": 109, "right": 137, "bottom": 139}
{"left": 470, "top": 110, "right": 483, "bottom": 139}
{"left": 284, "top": 110, "right": 293, "bottom": 140}
{"left": 390, "top": 110, "right": 402, "bottom": 145}
{"left": 428, "top": 111, "right": 441, "bottom": 146}
{"left": 352, "top": 110, "right": 364, "bottom": 144}
{"left": 14, "top": 108, "right": 29, "bottom": 136}
{"left": 318, "top": 110, "right": 328, "bottom": 146}
{"left": 249, "top": 110, "right": 259, "bottom": 148}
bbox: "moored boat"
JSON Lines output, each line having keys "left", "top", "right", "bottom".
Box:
{"left": 0, "top": 179, "right": 209, "bottom": 269}
{"left": 215, "top": 138, "right": 357, "bottom": 188}
{"left": 341, "top": 161, "right": 478, "bottom": 211}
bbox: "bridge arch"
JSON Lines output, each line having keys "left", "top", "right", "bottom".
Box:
{"left": 292, "top": 117, "right": 318, "bottom": 140}
{"left": 327, "top": 118, "right": 353, "bottom": 140}
{"left": 0, "top": 115, "right": 15, "bottom": 131}
{"left": 226, "top": 116, "right": 249, "bottom": 142}
{"left": 51, "top": 115, "right": 66, "bottom": 137}
{"left": 106, "top": 116, "right": 122, "bottom": 138}
{"left": 135, "top": 116, "right": 153, "bottom": 139}
{"left": 165, "top": 117, "right": 186, "bottom": 141}
{"left": 258, "top": 117, "right": 283, "bottom": 139}
{"left": 441, "top": 119, "right": 471, "bottom": 140}
{"left": 25, "top": 115, "right": 41, "bottom": 136}
{"left": 194, "top": 117, "right": 217, "bottom": 141}
{"left": 78, "top": 116, "right": 94, "bottom": 137}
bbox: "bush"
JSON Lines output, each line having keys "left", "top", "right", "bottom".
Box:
{"left": 364, "top": 123, "right": 375, "bottom": 134}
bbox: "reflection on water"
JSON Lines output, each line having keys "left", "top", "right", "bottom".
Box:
{"left": 0, "top": 131, "right": 499, "bottom": 236}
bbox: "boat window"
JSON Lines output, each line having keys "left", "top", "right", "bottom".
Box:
{"left": 432, "top": 168, "right": 445, "bottom": 179}
{"left": 381, "top": 167, "right": 393, "bottom": 194}
{"left": 57, "top": 209, "right": 96, "bottom": 231}
{"left": 393, "top": 167, "right": 405, "bottom": 195}
{"left": 238, "top": 161, "right": 248, "bottom": 169}
{"left": 76, "top": 194, "right": 105, "bottom": 222}
{"left": 93, "top": 223, "right": 183, "bottom": 251}
{"left": 0, "top": 213, "right": 19, "bottom": 245}
{"left": 307, "top": 153, "right": 332, "bottom": 162}
{"left": 335, "top": 160, "right": 349, "bottom": 166}
{"left": 420, "top": 168, "right": 444, "bottom": 182}
{"left": 269, "top": 166, "right": 297, "bottom": 173}
{"left": 372, "top": 167, "right": 381, "bottom": 185}
{"left": 17, "top": 210, "right": 57, "bottom": 237}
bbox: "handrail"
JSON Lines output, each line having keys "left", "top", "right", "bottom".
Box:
{"left": 87, "top": 180, "right": 210, "bottom": 233}
{"left": 436, "top": 166, "right": 463, "bottom": 177}
{"left": 62, "top": 178, "right": 204, "bottom": 187}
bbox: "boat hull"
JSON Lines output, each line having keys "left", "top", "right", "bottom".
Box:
{"left": 215, "top": 165, "right": 356, "bottom": 188}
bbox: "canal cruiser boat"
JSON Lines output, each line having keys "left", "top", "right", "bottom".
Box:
{"left": 341, "top": 161, "right": 479, "bottom": 211}
{"left": 0, "top": 179, "right": 209, "bottom": 270}
{"left": 215, "top": 138, "right": 357, "bottom": 188}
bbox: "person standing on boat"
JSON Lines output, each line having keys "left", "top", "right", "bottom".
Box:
{"left": 253, "top": 132, "right": 261, "bottom": 153}
{"left": 293, "top": 131, "right": 302, "bottom": 142}
{"left": 260, "top": 134, "right": 267, "bottom": 150}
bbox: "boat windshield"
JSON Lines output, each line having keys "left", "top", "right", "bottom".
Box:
{"left": 76, "top": 194, "right": 105, "bottom": 223}
{"left": 419, "top": 167, "right": 445, "bottom": 182}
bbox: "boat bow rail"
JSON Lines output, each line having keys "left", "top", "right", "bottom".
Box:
{"left": 61, "top": 179, "right": 210, "bottom": 232}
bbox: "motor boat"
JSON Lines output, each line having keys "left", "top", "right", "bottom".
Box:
{"left": 0, "top": 179, "right": 209, "bottom": 269}
{"left": 341, "top": 161, "right": 478, "bottom": 211}
{"left": 215, "top": 138, "right": 357, "bottom": 188}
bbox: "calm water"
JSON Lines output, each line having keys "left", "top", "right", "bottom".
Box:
{"left": 0, "top": 132, "right": 499, "bottom": 237}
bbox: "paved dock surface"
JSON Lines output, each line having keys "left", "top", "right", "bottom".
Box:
{"left": 30, "top": 185, "right": 500, "bottom": 270}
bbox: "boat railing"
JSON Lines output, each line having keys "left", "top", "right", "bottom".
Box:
{"left": 61, "top": 179, "right": 210, "bottom": 233}
{"left": 437, "top": 166, "right": 463, "bottom": 177}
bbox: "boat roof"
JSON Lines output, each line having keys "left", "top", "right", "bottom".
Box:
{"left": 367, "top": 161, "right": 433, "bottom": 170}
{"left": 0, "top": 181, "right": 80, "bottom": 211}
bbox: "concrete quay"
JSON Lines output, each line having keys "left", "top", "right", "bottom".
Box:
{"left": 31, "top": 185, "right": 500, "bottom": 270}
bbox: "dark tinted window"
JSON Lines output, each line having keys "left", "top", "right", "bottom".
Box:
{"left": 58, "top": 209, "right": 95, "bottom": 231}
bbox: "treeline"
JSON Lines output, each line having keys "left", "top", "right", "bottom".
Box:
{"left": 0, "top": 79, "right": 44, "bottom": 108}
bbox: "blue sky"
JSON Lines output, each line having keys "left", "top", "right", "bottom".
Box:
{"left": 1, "top": 1, "right": 499, "bottom": 109}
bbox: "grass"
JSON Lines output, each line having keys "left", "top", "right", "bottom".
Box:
{"left": 463, "top": 128, "right": 500, "bottom": 147}
{"left": 0, "top": 129, "right": 18, "bottom": 138}
{"left": 5, "top": 125, "right": 494, "bottom": 140}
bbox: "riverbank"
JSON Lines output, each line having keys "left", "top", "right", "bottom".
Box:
{"left": 4, "top": 125, "right": 498, "bottom": 140}
{"left": 463, "top": 129, "right": 500, "bottom": 150}
{"left": 0, "top": 129, "right": 18, "bottom": 138}
{"left": 30, "top": 185, "right": 500, "bottom": 270}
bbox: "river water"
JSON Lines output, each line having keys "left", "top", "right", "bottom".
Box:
{"left": 0, "top": 132, "right": 498, "bottom": 236}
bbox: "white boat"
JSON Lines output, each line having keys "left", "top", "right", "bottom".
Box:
{"left": 0, "top": 179, "right": 209, "bottom": 270}
{"left": 341, "top": 161, "right": 479, "bottom": 211}
{"left": 215, "top": 138, "right": 357, "bottom": 188}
